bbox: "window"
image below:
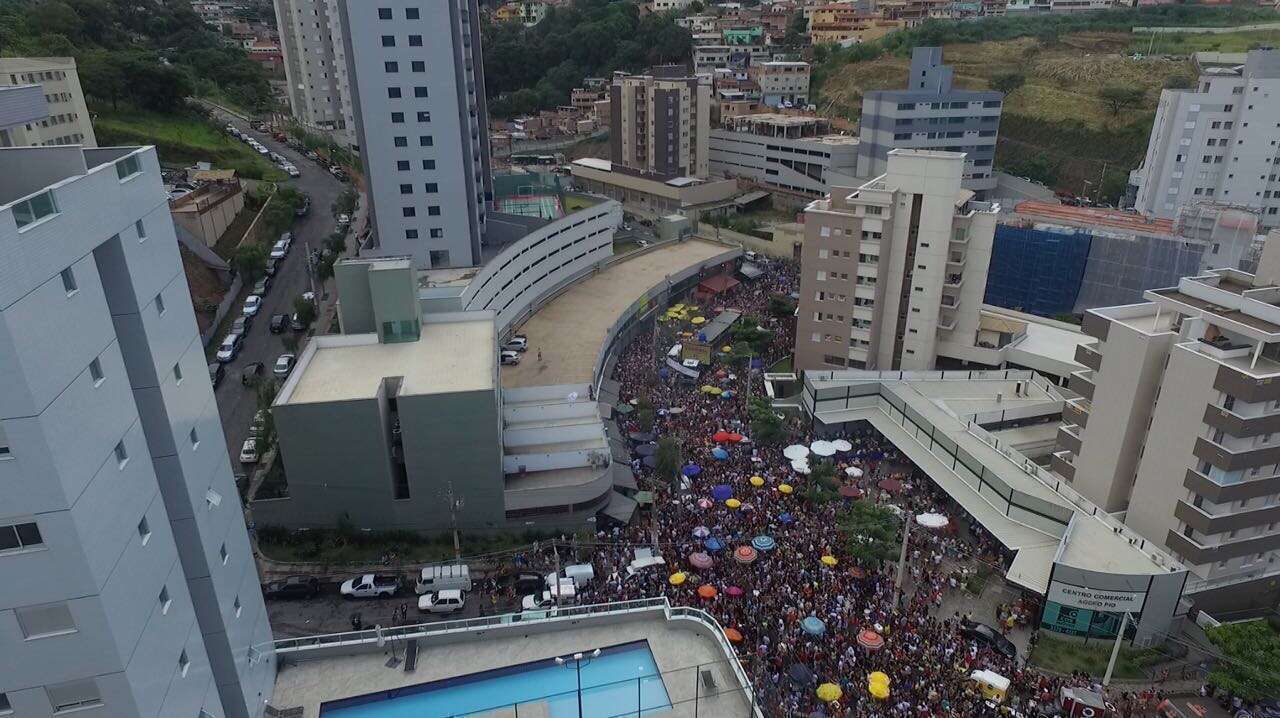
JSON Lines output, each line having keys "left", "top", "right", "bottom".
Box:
{"left": 17, "top": 603, "right": 76, "bottom": 639}
{"left": 414, "top": 87, "right": 429, "bottom": 98}
{"left": 424, "top": 182, "right": 438, "bottom": 193}
{"left": 138, "top": 516, "right": 150, "bottom": 544}
{"left": 405, "top": 7, "right": 419, "bottom": 18}
{"left": 115, "top": 154, "right": 141, "bottom": 179}
{"left": 387, "top": 87, "right": 401, "bottom": 99}
{"left": 428, "top": 206, "right": 440, "bottom": 216}
{"left": 429, "top": 250, "right": 450, "bottom": 266}
{"left": 179, "top": 649, "right": 190, "bottom": 676}
{"left": 12, "top": 190, "right": 58, "bottom": 228}
{"left": 46, "top": 679, "right": 102, "bottom": 714}
{"left": 422, "top": 159, "right": 436, "bottom": 170}
{"left": 405, "top": 229, "right": 418, "bottom": 239}
{"left": 429, "top": 228, "right": 443, "bottom": 238}
{"left": 114, "top": 440, "right": 127, "bottom": 467}
{"left": 188, "top": 427, "right": 199, "bottom": 449}
{"left": 384, "top": 61, "right": 399, "bottom": 73}
{"left": 403, "top": 206, "right": 416, "bottom": 217}
{"left": 409, "top": 34, "right": 422, "bottom": 46}
{"left": 219, "top": 543, "right": 228, "bottom": 565}
{"left": 397, "top": 160, "right": 410, "bottom": 171}
{"left": 378, "top": 7, "right": 392, "bottom": 19}
{"left": 399, "top": 183, "right": 413, "bottom": 194}
{"left": 412, "top": 61, "right": 425, "bottom": 72}
{"left": 0, "top": 522, "right": 42, "bottom": 551}
{"left": 173, "top": 363, "right": 183, "bottom": 383}
{"left": 60, "top": 267, "right": 77, "bottom": 294}
{"left": 381, "top": 35, "right": 395, "bottom": 46}
{"left": 393, "top": 136, "right": 407, "bottom": 147}
{"left": 159, "top": 585, "right": 171, "bottom": 614}
{"left": 89, "top": 357, "right": 104, "bottom": 385}
{"left": 391, "top": 111, "right": 404, "bottom": 123}
{"left": 155, "top": 292, "right": 165, "bottom": 315}
{"left": 417, "top": 111, "right": 431, "bottom": 122}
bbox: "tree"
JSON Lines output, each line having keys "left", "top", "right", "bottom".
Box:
{"left": 685, "top": 0, "right": 704, "bottom": 12}
{"left": 769, "top": 294, "right": 797, "bottom": 318}
{"left": 233, "top": 243, "right": 268, "bottom": 283}
{"left": 748, "top": 396, "right": 785, "bottom": 445}
{"left": 254, "top": 379, "right": 279, "bottom": 450}
{"left": 635, "top": 397, "right": 656, "bottom": 432}
{"left": 990, "top": 72, "right": 1025, "bottom": 97}
{"left": 1163, "top": 75, "right": 1195, "bottom": 90}
{"left": 654, "top": 436, "right": 681, "bottom": 486}
{"left": 838, "top": 501, "right": 901, "bottom": 566}
{"left": 1098, "top": 84, "right": 1145, "bottom": 117}
{"left": 293, "top": 296, "right": 317, "bottom": 330}
{"left": 1204, "top": 620, "right": 1280, "bottom": 702}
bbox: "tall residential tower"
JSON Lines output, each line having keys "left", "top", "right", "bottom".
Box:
{"left": 610, "top": 72, "right": 711, "bottom": 180}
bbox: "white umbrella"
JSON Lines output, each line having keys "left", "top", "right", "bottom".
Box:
{"left": 810, "top": 440, "right": 837, "bottom": 457}
{"left": 831, "top": 439, "right": 853, "bottom": 452}
{"left": 791, "top": 460, "right": 812, "bottom": 475}
{"left": 845, "top": 466, "right": 864, "bottom": 478}
{"left": 783, "top": 444, "right": 810, "bottom": 461}
{"left": 915, "top": 512, "right": 949, "bottom": 529}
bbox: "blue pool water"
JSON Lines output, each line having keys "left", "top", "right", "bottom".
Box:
{"left": 320, "top": 641, "right": 672, "bottom": 718}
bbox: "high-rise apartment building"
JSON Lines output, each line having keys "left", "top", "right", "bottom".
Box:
{"left": 0, "top": 57, "right": 96, "bottom": 148}
{"left": 336, "top": 0, "right": 493, "bottom": 270}
{"left": 794, "top": 149, "right": 998, "bottom": 372}
{"left": 856, "top": 47, "right": 1002, "bottom": 194}
{"left": 273, "top": 0, "right": 354, "bottom": 147}
{"left": 610, "top": 72, "right": 711, "bottom": 180}
{"left": 0, "top": 146, "right": 274, "bottom": 717}
{"left": 1129, "top": 49, "right": 1280, "bottom": 232}
{"left": 1052, "top": 237, "right": 1280, "bottom": 602}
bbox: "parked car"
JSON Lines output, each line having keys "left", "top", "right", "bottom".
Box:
{"left": 253, "top": 276, "right": 271, "bottom": 296}
{"left": 295, "top": 196, "right": 311, "bottom": 216}
{"left": 336, "top": 213, "right": 350, "bottom": 225}
{"left": 284, "top": 165, "right": 301, "bottom": 178}
{"left": 505, "top": 336, "right": 528, "bottom": 350}
{"left": 521, "top": 583, "right": 576, "bottom": 610}
{"left": 512, "top": 572, "right": 545, "bottom": 596}
{"left": 415, "top": 564, "right": 472, "bottom": 595}
{"left": 501, "top": 341, "right": 527, "bottom": 354}
{"left": 249, "top": 410, "right": 267, "bottom": 438}
{"left": 279, "top": 232, "right": 293, "bottom": 250}
{"left": 242, "top": 294, "right": 263, "bottom": 317}
{"left": 264, "top": 258, "right": 278, "bottom": 277}
{"left": 270, "top": 241, "right": 288, "bottom": 260}
{"left": 339, "top": 574, "right": 401, "bottom": 599}
{"left": 500, "top": 350, "right": 521, "bottom": 366}
{"left": 241, "top": 361, "right": 264, "bottom": 386}
{"left": 273, "top": 353, "right": 296, "bottom": 377}
{"left": 269, "top": 313, "right": 288, "bottom": 334}
{"left": 289, "top": 312, "right": 307, "bottom": 332}
{"left": 238, "top": 438, "right": 260, "bottom": 464}
{"left": 231, "top": 315, "right": 252, "bottom": 336}
{"left": 216, "top": 332, "right": 243, "bottom": 363}
{"left": 262, "top": 576, "right": 320, "bottom": 600}
{"left": 208, "top": 362, "right": 225, "bottom": 388}
{"left": 960, "top": 620, "right": 1018, "bottom": 660}
{"left": 269, "top": 152, "right": 285, "bottom": 164}
{"left": 417, "top": 589, "right": 466, "bottom": 614}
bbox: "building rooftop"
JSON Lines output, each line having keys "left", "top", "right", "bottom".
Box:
{"left": 280, "top": 316, "right": 495, "bottom": 405}
{"left": 1013, "top": 200, "right": 1175, "bottom": 236}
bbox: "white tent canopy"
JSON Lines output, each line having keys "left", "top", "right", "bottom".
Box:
{"left": 810, "top": 440, "right": 837, "bottom": 457}
{"left": 783, "top": 444, "right": 810, "bottom": 460}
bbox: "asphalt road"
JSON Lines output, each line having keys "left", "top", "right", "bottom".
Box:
{"left": 204, "top": 109, "right": 349, "bottom": 474}
{"left": 265, "top": 580, "right": 525, "bottom": 637}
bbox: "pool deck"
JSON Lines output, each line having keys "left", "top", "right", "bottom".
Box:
{"left": 272, "top": 614, "right": 753, "bottom": 717}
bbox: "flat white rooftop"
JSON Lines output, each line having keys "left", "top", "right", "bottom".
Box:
{"left": 283, "top": 317, "right": 495, "bottom": 404}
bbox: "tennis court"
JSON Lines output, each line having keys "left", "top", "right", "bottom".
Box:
{"left": 495, "top": 192, "right": 564, "bottom": 220}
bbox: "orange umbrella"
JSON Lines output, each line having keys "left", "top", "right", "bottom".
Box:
{"left": 697, "top": 584, "right": 718, "bottom": 599}
{"left": 724, "top": 627, "right": 744, "bottom": 643}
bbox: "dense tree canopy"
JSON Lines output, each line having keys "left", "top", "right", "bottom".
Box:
{"left": 483, "top": 0, "right": 693, "bottom": 118}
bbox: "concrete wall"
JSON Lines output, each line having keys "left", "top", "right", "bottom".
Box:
{"left": 400, "top": 389, "right": 506, "bottom": 529}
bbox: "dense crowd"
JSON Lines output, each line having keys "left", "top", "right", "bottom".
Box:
{"left": 574, "top": 256, "right": 1113, "bottom": 717}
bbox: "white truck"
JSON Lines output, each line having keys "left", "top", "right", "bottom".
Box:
{"left": 339, "top": 574, "right": 401, "bottom": 599}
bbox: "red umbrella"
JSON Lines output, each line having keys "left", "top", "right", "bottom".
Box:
{"left": 838, "top": 485, "right": 864, "bottom": 499}
{"left": 697, "top": 584, "right": 718, "bottom": 599}
{"left": 724, "top": 627, "right": 744, "bottom": 643}
{"left": 849, "top": 566, "right": 866, "bottom": 579}
{"left": 713, "top": 430, "right": 733, "bottom": 443}
{"left": 725, "top": 585, "right": 745, "bottom": 597}
{"left": 857, "top": 629, "right": 885, "bottom": 651}
{"left": 877, "top": 478, "right": 903, "bottom": 493}
{"left": 728, "top": 432, "right": 745, "bottom": 443}
{"left": 734, "top": 546, "right": 758, "bottom": 564}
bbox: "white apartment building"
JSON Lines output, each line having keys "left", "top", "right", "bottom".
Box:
{"left": 273, "top": 0, "right": 356, "bottom": 147}
{"left": 610, "top": 73, "right": 711, "bottom": 180}
{"left": 708, "top": 113, "right": 859, "bottom": 198}
{"left": 0, "top": 146, "right": 273, "bottom": 716}
{"left": 749, "top": 61, "right": 810, "bottom": 108}
{"left": 794, "top": 149, "right": 998, "bottom": 372}
{"left": 336, "top": 0, "right": 493, "bottom": 269}
{"left": 1130, "top": 50, "right": 1280, "bottom": 231}
{"left": 0, "top": 58, "right": 96, "bottom": 148}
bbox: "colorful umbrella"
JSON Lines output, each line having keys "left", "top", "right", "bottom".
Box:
{"left": 691, "top": 316, "right": 706, "bottom": 324}
{"left": 697, "top": 498, "right": 713, "bottom": 509}
{"left": 724, "top": 627, "right": 744, "bottom": 643}
{"left": 750, "top": 476, "right": 765, "bottom": 487}
{"left": 725, "top": 498, "right": 742, "bottom": 509}
{"left": 778, "top": 512, "right": 795, "bottom": 524}
{"left": 700, "top": 385, "right": 718, "bottom": 394}
{"left": 642, "top": 456, "right": 657, "bottom": 468}
{"left": 725, "top": 585, "right": 744, "bottom": 597}
{"left": 711, "top": 447, "right": 729, "bottom": 460}
{"left": 801, "top": 616, "right": 826, "bottom": 636}
{"left": 857, "top": 629, "right": 885, "bottom": 651}
{"left": 707, "top": 386, "right": 723, "bottom": 396}
{"left": 697, "top": 584, "right": 718, "bottom": 599}
{"left": 728, "top": 433, "right": 745, "bottom": 443}
{"left": 704, "top": 537, "right": 725, "bottom": 552}
{"left": 690, "top": 552, "right": 713, "bottom": 570}
{"left": 669, "top": 572, "right": 687, "bottom": 586}
{"left": 877, "top": 478, "right": 903, "bottom": 493}
{"left": 820, "top": 555, "right": 838, "bottom": 567}
{"left": 838, "top": 485, "right": 864, "bottom": 499}
{"left": 867, "top": 672, "right": 890, "bottom": 699}
{"left": 692, "top": 525, "right": 711, "bottom": 538}
{"left": 711, "top": 484, "right": 733, "bottom": 501}
{"left": 712, "top": 430, "right": 733, "bottom": 443}
{"left": 816, "top": 683, "right": 843, "bottom": 703}
{"left": 788, "top": 664, "right": 815, "bottom": 686}
{"left": 682, "top": 464, "right": 702, "bottom": 477}
{"left": 734, "top": 546, "right": 758, "bottom": 564}
{"left": 721, "top": 345, "right": 732, "bottom": 352}
{"left": 778, "top": 483, "right": 794, "bottom": 494}
{"left": 849, "top": 566, "right": 866, "bottom": 579}
{"left": 752, "top": 535, "right": 776, "bottom": 551}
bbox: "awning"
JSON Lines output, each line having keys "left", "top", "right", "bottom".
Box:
{"left": 601, "top": 491, "right": 638, "bottom": 523}
{"left": 1005, "top": 541, "right": 1058, "bottom": 595}
{"left": 739, "top": 263, "right": 764, "bottom": 280}
{"left": 609, "top": 438, "right": 630, "bottom": 464}
{"left": 734, "top": 190, "right": 770, "bottom": 207}
{"left": 666, "top": 357, "right": 701, "bottom": 379}
{"left": 613, "top": 464, "right": 638, "bottom": 491}
{"left": 698, "top": 274, "right": 740, "bottom": 295}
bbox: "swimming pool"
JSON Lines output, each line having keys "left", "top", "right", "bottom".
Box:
{"left": 320, "top": 640, "right": 672, "bottom": 718}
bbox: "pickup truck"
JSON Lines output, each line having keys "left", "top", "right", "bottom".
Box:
{"left": 339, "top": 573, "right": 401, "bottom": 599}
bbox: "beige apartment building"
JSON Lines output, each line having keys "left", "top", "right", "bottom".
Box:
{"left": 1053, "top": 237, "right": 1280, "bottom": 604}
{"left": 609, "top": 72, "right": 710, "bottom": 180}
{"left": 0, "top": 57, "right": 96, "bottom": 147}
{"left": 794, "top": 149, "right": 998, "bottom": 372}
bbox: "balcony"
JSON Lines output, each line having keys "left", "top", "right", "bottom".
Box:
{"left": 1213, "top": 363, "right": 1280, "bottom": 404}
{"left": 1050, "top": 450, "right": 1076, "bottom": 482}
{"left": 1069, "top": 369, "right": 1095, "bottom": 401}
{"left": 1081, "top": 312, "right": 1110, "bottom": 342}
{"left": 950, "top": 230, "right": 969, "bottom": 245}
{"left": 1166, "top": 527, "right": 1280, "bottom": 564}
{"left": 940, "top": 295, "right": 959, "bottom": 310}
{"left": 1074, "top": 344, "right": 1102, "bottom": 372}
{"left": 1062, "top": 397, "right": 1090, "bottom": 429}
{"left": 1192, "top": 436, "right": 1280, "bottom": 472}
{"left": 946, "top": 253, "right": 966, "bottom": 268}
{"left": 937, "top": 311, "right": 957, "bottom": 331}
{"left": 1174, "top": 499, "right": 1280, "bottom": 535}
{"left": 1056, "top": 424, "right": 1083, "bottom": 455}
{"left": 942, "top": 274, "right": 964, "bottom": 293}
{"left": 1184, "top": 466, "right": 1280, "bottom": 502}
{"left": 1202, "top": 404, "right": 1280, "bottom": 438}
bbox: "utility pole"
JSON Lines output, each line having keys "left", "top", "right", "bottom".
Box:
{"left": 441, "top": 481, "right": 464, "bottom": 560}
{"left": 892, "top": 513, "right": 911, "bottom": 607}
{"left": 553, "top": 543, "right": 563, "bottom": 608}
{"left": 1102, "top": 612, "right": 1130, "bottom": 687}
{"left": 1096, "top": 161, "right": 1109, "bottom": 205}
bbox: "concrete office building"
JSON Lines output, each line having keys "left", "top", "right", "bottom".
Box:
{"left": 748, "top": 61, "right": 810, "bottom": 108}
{"left": 856, "top": 47, "right": 1002, "bottom": 194}
{"left": 337, "top": 0, "right": 493, "bottom": 270}
{"left": 610, "top": 73, "right": 711, "bottom": 180}
{"left": 273, "top": 0, "right": 356, "bottom": 147}
{"left": 0, "top": 146, "right": 272, "bottom": 716}
{"left": 1053, "top": 241, "right": 1280, "bottom": 610}
{"left": 708, "top": 113, "right": 859, "bottom": 199}
{"left": 0, "top": 58, "right": 96, "bottom": 148}
{"left": 1129, "top": 50, "right": 1280, "bottom": 232}
{"left": 795, "top": 150, "right": 999, "bottom": 372}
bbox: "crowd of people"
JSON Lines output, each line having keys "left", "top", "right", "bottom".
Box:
{"left": 574, "top": 256, "right": 1124, "bottom": 717}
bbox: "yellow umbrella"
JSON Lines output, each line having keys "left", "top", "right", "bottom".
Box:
{"left": 816, "top": 683, "right": 843, "bottom": 703}
{"left": 725, "top": 498, "right": 742, "bottom": 509}
{"left": 869, "top": 682, "right": 890, "bottom": 700}
{"left": 821, "top": 555, "right": 838, "bottom": 567}
{"left": 869, "top": 671, "right": 889, "bottom": 685}
{"left": 674, "top": 303, "right": 685, "bottom": 310}
{"left": 778, "top": 483, "right": 794, "bottom": 494}
{"left": 707, "top": 387, "right": 723, "bottom": 396}
{"left": 701, "top": 385, "right": 717, "bottom": 394}
{"left": 669, "top": 572, "right": 687, "bottom": 586}
{"left": 691, "top": 317, "right": 706, "bottom": 325}
{"left": 721, "top": 345, "right": 733, "bottom": 352}
{"left": 749, "top": 476, "right": 765, "bottom": 487}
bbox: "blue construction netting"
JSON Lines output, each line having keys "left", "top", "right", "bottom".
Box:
{"left": 985, "top": 225, "right": 1091, "bottom": 318}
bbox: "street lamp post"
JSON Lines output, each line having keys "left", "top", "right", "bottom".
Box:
{"left": 555, "top": 648, "right": 602, "bottom": 718}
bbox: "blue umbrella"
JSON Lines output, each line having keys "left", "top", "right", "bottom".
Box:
{"left": 752, "top": 535, "right": 776, "bottom": 551}
{"left": 704, "top": 537, "right": 725, "bottom": 552}
{"left": 778, "top": 512, "right": 795, "bottom": 525}
{"left": 658, "top": 366, "right": 670, "bottom": 380}
{"left": 711, "top": 484, "right": 733, "bottom": 501}
{"left": 801, "top": 616, "right": 826, "bottom": 637}
{"left": 642, "top": 455, "right": 657, "bottom": 468}
{"left": 711, "top": 447, "right": 729, "bottom": 460}
{"left": 682, "top": 464, "right": 702, "bottom": 477}
{"left": 720, "top": 390, "right": 734, "bottom": 399}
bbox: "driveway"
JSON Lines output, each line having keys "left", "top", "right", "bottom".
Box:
{"left": 203, "top": 108, "right": 351, "bottom": 475}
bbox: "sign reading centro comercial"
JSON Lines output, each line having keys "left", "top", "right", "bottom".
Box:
{"left": 1047, "top": 581, "right": 1147, "bottom": 613}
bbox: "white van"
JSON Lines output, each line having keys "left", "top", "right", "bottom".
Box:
{"left": 563, "top": 563, "right": 595, "bottom": 587}
{"left": 418, "top": 588, "right": 466, "bottom": 614}
{"left": 415, "top": 564, "right": 472, "bottom": 595}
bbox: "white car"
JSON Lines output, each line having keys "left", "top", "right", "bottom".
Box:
{"left": 284, "top": 165, "right": 301, "bottom": 177}
{"left": 417, "top": 589, "right": 466, "bottom": 614}
{"left": 270, "top": 241, "right": 288, "bottom": 260}
{"left": 505, "top": 336, "right": 528, "bottom": 350}
{"left": 215, "top": 332, "right": 242, "bottom": 362}
{"left": 339, "top": 574, "right": 401, "bottom": 599}
{"left": 238, "top": 438, "right": 259, "bottom": 464}
{"left": 256, "top": 145, "right": 269, "bottom": 155}
{"left": 500, "top": 350, "right": 520, "bottom": 366}
{"left": 273, "top": 353, "right": 296, "bottom": 377}
{"left": 337, "top": 213, "right": 350, "bottom": 225}
{"left": 242, "top": 295, "right": 263, "bottom": 316}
